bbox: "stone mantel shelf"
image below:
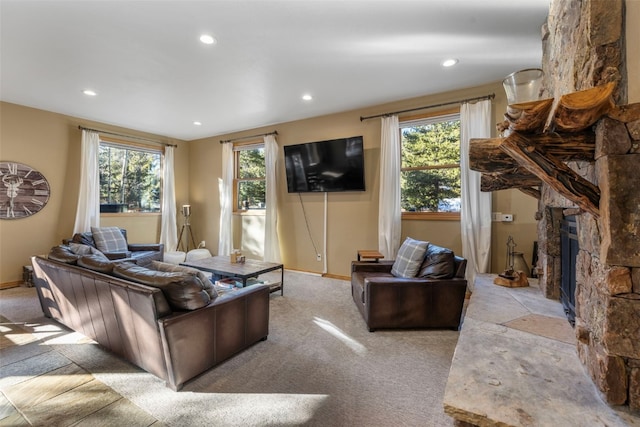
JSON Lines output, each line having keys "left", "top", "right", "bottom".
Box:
{"left": 443, "top": 274, "right": 639, "bottom": 426}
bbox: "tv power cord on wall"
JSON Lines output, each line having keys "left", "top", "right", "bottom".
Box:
{"left": 298, "top": 193, "right": 321, "bottom": 261}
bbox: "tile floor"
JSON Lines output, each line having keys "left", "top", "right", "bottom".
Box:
{"left": 0, "top": 288, "right": 164, "bottom": 427}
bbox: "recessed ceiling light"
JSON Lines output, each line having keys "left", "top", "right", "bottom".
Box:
{"left": 442, "top": 58, "right": 459, "bottom": 67}
{"left": 82, "top": 89, "right": 97, "bottom": 96}
{"left": 302, "top": 94, "right": 313, "bottom": 101}
{"left": 200, "top": 34, "right": 216, "bottom": 45}
{"left": 193, "top": 121, "right": 202, "bottom": 126}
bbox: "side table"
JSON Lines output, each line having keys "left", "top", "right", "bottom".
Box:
{"left": 357, "top": 250, "right": 384, "bottom": 262}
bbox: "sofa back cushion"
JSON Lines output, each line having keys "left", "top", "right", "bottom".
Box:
{"left": 113, "top": 262, "right": 211, "bottom": 311}
{"left": 77, "top": 253, "right": 115, "bottom": 274}
{"left": 391, "top": 237, "right": 429, "bottom": 278}
{"left": 150, "top": 261, "right": 218, "bottom": 299}
{"left": 48, "top": 245, "right": 82, "bottom": 264}
{"left": 418, "top": 244, "right": 455, "bottom": 279}
{"left": 71, "top": 232, "right": 96, "bottom": 248}
{"left": 91, "top": 226, "right": 128, "bottom": 252}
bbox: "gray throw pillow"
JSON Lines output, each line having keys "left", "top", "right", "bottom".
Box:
{"left": 91, "top": 226, "right": 128, "bottom": 252}
{"left": 418, "top": 244, "right": 455, "bottom": 279}
{"left": 391, "top": 237, "right": 429, "bottom": 278}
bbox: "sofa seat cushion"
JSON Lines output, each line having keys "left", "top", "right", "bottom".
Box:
{"left": 418, "top": 244, "right": 455, "bottom": 279}
{"left": 113, "top": 263, "right": 211, "bottom": 311}
{"left": 391, "top": 237, "right": 429, "bottom": 278}
{"left": 91, "top": 226, "right": 128, "bottom": 253}
{"left": 132, "top": 250, "right": 163, "bottom": 267}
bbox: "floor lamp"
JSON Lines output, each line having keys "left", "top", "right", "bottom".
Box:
{"left": 178, "top": 204, "right": 197, "bottom": 252}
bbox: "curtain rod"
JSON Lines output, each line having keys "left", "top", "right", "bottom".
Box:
{"left": 359, "top": 93, "right": 495, "bottom": 121}
{"left": 220, "top": 130, "right": 278, "bottom": 144}
{"left": 78, "top": 125, "right": 177, "bottom": 147}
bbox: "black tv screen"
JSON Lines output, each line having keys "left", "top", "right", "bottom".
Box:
{"left": 284, "top": 136, "right": 365, "bottom": 193}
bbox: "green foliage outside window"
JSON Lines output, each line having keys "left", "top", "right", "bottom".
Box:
{"left": 99, "top": 144, "right": 161, "bottom": 213}
{"left": 237, "top": 147, "right": 266, "bottom": 210}
{"left": 401, "top": 118, "right": 461, "bottom": 213}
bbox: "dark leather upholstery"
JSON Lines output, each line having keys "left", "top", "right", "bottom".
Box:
{"left": 31, "top": 255, "right": 269, "bottom": 391}
{"left": 68, "top": 229, "right": 164, "bottom": 266}
{"left": 351, "top": 253, "right": 467, "bottom": 332}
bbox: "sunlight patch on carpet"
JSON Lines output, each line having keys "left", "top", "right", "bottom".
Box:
{"left": 313, "top": 316, "right": 367, "bottom": 355}
{"left": 206, "top": 393, "right": 329, "bottom": 425}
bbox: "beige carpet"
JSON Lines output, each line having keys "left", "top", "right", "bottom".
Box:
{"left": 1, "top": 271, "right": 458, "bottom": 426}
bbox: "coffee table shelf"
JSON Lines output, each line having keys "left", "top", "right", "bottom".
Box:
{"left": 182, "top": 256, "right": 284, "bottom": 295}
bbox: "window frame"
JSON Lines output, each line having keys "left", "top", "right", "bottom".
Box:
{"left": 98, "top": 136, "right": 164, "bottom": 216}
{"left": 232, "top": 140, "right": 266, "bottom": 214}
{"left": 399, "top": 108, "right": 461, "bottom": 221}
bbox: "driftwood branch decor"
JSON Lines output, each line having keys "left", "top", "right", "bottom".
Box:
{"left": 469, "top": 82, "right": 616, "bottom": 218}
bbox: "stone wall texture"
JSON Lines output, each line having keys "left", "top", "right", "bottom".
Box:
{"left": 539, "top": 0, "right": 639, "bottom": 412}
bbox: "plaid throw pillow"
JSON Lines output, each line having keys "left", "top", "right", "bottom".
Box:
{"left": 391, "top": 237, "right": 429, "bottom": 278}
{"left": 91, "top": 226, "right": 128, "bottom": 253}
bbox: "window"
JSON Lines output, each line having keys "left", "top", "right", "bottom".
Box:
{"left": 98, "top": 140, "right": 162, "bottom": 213}
{"left": 400, "top": 111, "right": 461, "bottom": 219}
{"left": 234, "top": 142, "right": 266, "bottom": 211}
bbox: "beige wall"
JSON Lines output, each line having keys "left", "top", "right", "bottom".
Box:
{"left": 1, "top": 4, "right": 637, "bottom": 284}
{"left": 190, "top": 82, "right": 539, "bottom": 278}
{"left": 0, "top": 102, "right": 190, "bottom": 284}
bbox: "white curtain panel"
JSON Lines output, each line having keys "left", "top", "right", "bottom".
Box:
{"left": 263, "top": 134, "right": 282, "bottom": 263}
{"left": 218, "top": 142, "right": 234, "bottom": 256}
{"left": 378, "top": 115, "right": 402, "bottom": 259}
{"left": 460, "top": 99, "right": 492, "bottom": 289}
{"left": 159, "top": 146, "right": 178, "bottom": 252}
{"left": 73, "top": 130, "right": 100, "bottom": 234}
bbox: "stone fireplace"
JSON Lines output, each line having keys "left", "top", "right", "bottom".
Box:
{"left": 535, "top": 0, "right": 640, "bottom": 413}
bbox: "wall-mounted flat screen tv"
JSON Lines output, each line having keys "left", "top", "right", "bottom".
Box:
{"left": 284, "top": 136, "right": 365, "bottom": 193}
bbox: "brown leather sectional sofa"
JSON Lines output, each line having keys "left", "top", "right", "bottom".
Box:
{"left": 32, "top": 255, "right": 270, "bottom": 390}
{"left": 351, "top": 246, "right": 467, "bottom": 331}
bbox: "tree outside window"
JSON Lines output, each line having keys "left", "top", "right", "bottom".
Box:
{"left": 234, "top": 143, "right": 266, "bottom": 211}
{"left": 99, "top": 142, "right": 162, "bottom": 213}
{"left": 400, "top": 113, "right": 461, "bottom": 218}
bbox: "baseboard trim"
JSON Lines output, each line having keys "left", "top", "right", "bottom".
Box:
{"left": 0, "top": 281, "right": 22, "bottom": 290}
{"left": 322, "top": 273, "right": 350, "bottom": 281}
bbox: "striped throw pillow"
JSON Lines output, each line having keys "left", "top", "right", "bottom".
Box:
{"left": 91, "top": 226, "right": 128, "bottom": 253}
{"left": 391, "top": 237, "right": 429, "bottom": 278}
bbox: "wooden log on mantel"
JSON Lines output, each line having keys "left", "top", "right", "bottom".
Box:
{"left": 518, "top": 186, "right": 542, "bottom": 199}
{"left": 551, "top": 81, "right": 616, "bottom": 132}
{"left": 504, "top": 98, "right": 554, "bottom": 133}
{"left": 499, "top": 132, "right": 600, "bottom": 217}
{"left": 480, "top": 170, "right": 541, "bottom": 192}
{"left": 469, "top": 132, "right": 595, "bottom": 173}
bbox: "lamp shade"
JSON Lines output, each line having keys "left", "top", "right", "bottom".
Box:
{"left": 182, "top": 205, "right": 191, "bottom": 217}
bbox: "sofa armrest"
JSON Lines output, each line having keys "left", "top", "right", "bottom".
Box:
{"left": 128, "top": 243, "right": 164, "bottom": 252}
{"left": 351, "top": 260, "right": 394, "bottom": 273}
{"left": 158, "top": 284, "right": 270, "bottom": 390}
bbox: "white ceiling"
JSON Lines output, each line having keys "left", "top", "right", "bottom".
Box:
{"left": 1, "top": 0, "right": 549, "bottom": 141}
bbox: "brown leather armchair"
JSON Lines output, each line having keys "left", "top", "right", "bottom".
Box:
{"left": 351, "top": 246, "right": 467, "bottom": 331}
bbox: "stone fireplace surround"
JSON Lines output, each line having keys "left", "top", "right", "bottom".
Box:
{"left": 535, "top": 0, "right": 639, "bottom": 413}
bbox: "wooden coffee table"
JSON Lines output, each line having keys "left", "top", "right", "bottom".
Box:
{"left": 181, "top": 256, "right": 284, "bottom": 295}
